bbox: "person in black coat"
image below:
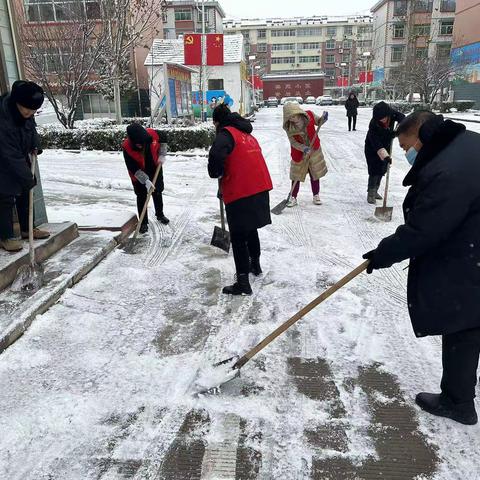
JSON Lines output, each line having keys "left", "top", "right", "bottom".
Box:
{"left": 364, "top": 101, "right": 405, "bottom": 204}
{"left": 0, "top": 81, "right": 50, "bottom": 252}
{"left": 363, "top": 111, "right": 480, "bottom": 426}
{"left": 345, "top": 92, "right": 359, "bottom": 131}
{"left": 208, "top": 104, "right": 273, "bottom": 295}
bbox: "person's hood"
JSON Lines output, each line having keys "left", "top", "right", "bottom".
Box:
{"left": 403, "top": 116, "right": 466, "bottom": 186}
{"left": 218, "top": 112, "right": 253, "bottom": 134}
{"left": 282, "top": 102, "right": 309, "bottom": 130}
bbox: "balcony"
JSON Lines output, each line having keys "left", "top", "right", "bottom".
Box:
{"left": 440, "top": 0, "right": 456, "bottom": 12}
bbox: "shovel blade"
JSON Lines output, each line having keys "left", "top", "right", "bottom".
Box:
{"left": 193, "top": 355, "right": 240, "bottom": 396}
{"left": 271, "top": 199, "right": 288, "bottom": 215}
{"left": 211, "top": 226, "right": 230, "bottom": 253}
{"left": 374, "top": 206, "right": 393, "bottom": 222}
{"left": 11, "top": 263, "right": 44, "bottom": 292}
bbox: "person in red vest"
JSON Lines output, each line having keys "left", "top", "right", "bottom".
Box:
{"left": 208, "top": 104, "right": 273, "bottom": 296}
{"left": 283, "top": 102, "right": 328, "bottom": 206}
{"left": 122, "top": 124, "right": 169, "bottom": 233}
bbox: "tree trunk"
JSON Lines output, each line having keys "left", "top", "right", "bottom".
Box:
{"left": 114, "top": 78, "right": 122, "bottom": 124}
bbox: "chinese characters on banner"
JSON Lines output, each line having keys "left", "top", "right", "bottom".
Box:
{"left": 183, "top": 34, "right": 224, "bottom": 66}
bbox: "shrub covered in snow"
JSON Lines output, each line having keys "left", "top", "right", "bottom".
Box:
{"left": 38, "top": 123, "right": 215, "bottom": 152}
{"left": 435, "top": 100, "right": 476, "bottom": 113}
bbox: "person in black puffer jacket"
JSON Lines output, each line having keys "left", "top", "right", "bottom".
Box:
{"left": 345, "top": 92, "right": 359, "bottom": 131}
{"left": 363, "top": 111, "right": 480, "bottom": 426}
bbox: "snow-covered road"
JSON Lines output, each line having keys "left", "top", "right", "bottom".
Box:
{"left": 1, "top": 107, "right": 479, "bottom": 479}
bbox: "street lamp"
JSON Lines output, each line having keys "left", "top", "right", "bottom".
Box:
{"left": 362, "top": 51, "right": 372, "bottom": 101}
{"left": 340, "top": 62, "right": 347, "bottom": 98}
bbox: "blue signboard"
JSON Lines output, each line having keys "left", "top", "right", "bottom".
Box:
{"left": 451, "top": 42, "right": 480, "bottom": 84}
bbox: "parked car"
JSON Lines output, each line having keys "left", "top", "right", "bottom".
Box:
{"left": 305, "top": 96, "right": 316, "bottom": 105}
{"left": 266, "top": 96, "right": 279, "bottom": 107}
{"left": 296, "top": 96, "right": 304, "bottom": 104}
{"left": 316, "top": 95, "right": 333, "bottom": 106}
{"left": 280, "top": 97, "right": 287, "bottom": 105}
{"left": 284, "top": 97, "right": 299, "bottom": 105}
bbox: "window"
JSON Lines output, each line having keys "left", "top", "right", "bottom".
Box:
{"left": 197, "top": 8, "right": 209, "bottom": 23}
{"left": 271, "top": 57, "right": 296, "bottom": 64}
{"left": 343, "top": 39, "right": 352, "bottom": 49}
{"left": 414, "top": 0, "right": 433, "bottom": 12}
{"left": 325, "top": 54, "right": 335, "bottom": 63}
{"left": 415, "top": 47, "right": 427, "bottom": 59}
{"left": 271, "top": 29, "right": 296, "bottom": 37}
{"left": 358, "top": 39, "right": 372, "bottom": 48}
{"left": 393, "top": 0, "right": 407, "bottom": 16}
{"left": 325, "top": 67, "right": 335, "bottom": 77}
{"left": 393, "top": 23, "right": 405, "bottom": 39}
{"left": 342, "top": 53, "right": 350, "bottom": 62}
{"left": 440, "top": 19, "right": 454, "bottom": 35}
{"left": 437, "top": 43, "right": 451, "bottom": 59}
{"left": 299, "top": 56, "right": 320, "bottom": 63}
{"left": 300, "top": 42, "right": 320, "bottom": 50}
{"left": 25, "top": 0, "right": 100, "bottom": 22}
{"left": 391, "top": 45, "right": 405, "bottom": 62}
{"left": 344, "top": 26, "right": 353, "bottom": 36}
{"left": 208, "top": 79, "right": 224, "bottom": 90}
{"left": 413, "top": 24, "right": 430, "bottom": 37}
{"left": 258, "top": 29, "right": 267, "bottom": 39}
{"left": 174, "top": 8, "right": 192, "bottom": 21}
{"left": 358, "top": 26, "right": 372, "bottom": 35}
{"left": 298, "top": 27, "right": 322, "bottom": 37}
{"left": 243, "top": 31, "right": 250, "bottom": 39}
{"left": 245, "top": 44, "right": 250, "bottom": 54}
{"left": 271, "top": 43, "right": 295, "bottom": 51}
{"left": 326, "top": 40, "right": 336, "bottom": 50}
{"left": 257, "top": 43, "right": 267, "bottom": 53}
{"left": 326, "top": 26, "right": 337, "bottom": 36}
{"left": 440, "top": 0, "right": 456, "bottom": 12}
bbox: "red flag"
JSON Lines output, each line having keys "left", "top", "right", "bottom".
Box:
{"left": 206, "top": 34, "right": 224, "bottom": 66}
{"left": 359, "top": 71, "right": 374, "bottom": 83}
{"left": 184, "top": 33, "right": 202, "bottom": 66}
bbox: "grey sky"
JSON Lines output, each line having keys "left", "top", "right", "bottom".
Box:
{"left": 220, "top": 0, "right": 374, "bottom": 19}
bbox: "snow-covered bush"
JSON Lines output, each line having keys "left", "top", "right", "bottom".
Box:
{"left": 435, "top": 100, "right": 475, "bottom": 113}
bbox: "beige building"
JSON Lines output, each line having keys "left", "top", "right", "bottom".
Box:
{"left": 223, "top": 15, "right": 373, "bottom": 95}
{"left": 0, "top": 0, "right": 21, "bottom": 93}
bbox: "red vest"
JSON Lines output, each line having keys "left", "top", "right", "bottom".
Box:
{"left": 291, "top": 110, "right": 320, "bottom": 163}
{"left": 221, "top": 126, "right": 273, "bottom": 205}
{"left": 122, "top": 129, "right": 161, "bottom": 183}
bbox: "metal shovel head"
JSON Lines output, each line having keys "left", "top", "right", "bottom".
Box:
{"left": 374, "top": 206, "right": 393, "bottom": 222}
{"left": 271, "top": 198, "right": 289, "bottom": 215}
{"left": 193, "top": 355, "right": 241, "bottom": 396}
{"left": 11, "top": 263, "right": 44, "bottom": 292}
{"left": 211, "top": 226, "right": 231, "bottom": 253}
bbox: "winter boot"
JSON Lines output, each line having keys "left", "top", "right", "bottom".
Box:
{"left": 139, "top": 222, "right": 148, "bottom": 234}
{"left": 222, "top": 273, "right": 252, "bottom": 296}
{"left": 367, "top": 189, "right": 376, "bottom": 204}
{"left": 249, "top": 257, "right": 262, "bottom": 276}
{"left": 287, "top": 197, "right": 298, "bottom": 208}
{"left": 156, "top": 213, "right": 170, "bottom": 225}
{"left": 313, "top": 194, "right": 322, "bottom": 205}
{"left": 0, "top": 238, "right": 23, "bottom": 252}
{"left": 21, "top": 228, "right": 50, "bottom": 240}
{"left": 415, "top": 392, "right": 478, "bottom": 425}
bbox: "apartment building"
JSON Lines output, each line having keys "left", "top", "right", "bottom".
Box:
{"left": 163, "top": 0, "right": 225, "bottom": 39}
{"left": 371, "top": 0, "right": 456, "bottom": 87}
{"left": 0, "top": 0, "right": 21, "bottom": 93}
{"left": 223, "top": 15, "right": 373, "bottom": 95}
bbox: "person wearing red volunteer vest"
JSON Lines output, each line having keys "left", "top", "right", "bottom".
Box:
{"left": 122, "top": 124, "right": 169, "bottom": 233}
{"left": 283, "top": 102, "right": 328, "bottom": 207}
{"left": 208, "top": 104, "right": 273, "bottom": 296}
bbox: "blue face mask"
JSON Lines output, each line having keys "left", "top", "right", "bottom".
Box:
{"left": 405, "top": 146, "right": 418, "bottom": 166}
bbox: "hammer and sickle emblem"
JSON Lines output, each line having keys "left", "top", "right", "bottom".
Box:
{"left": 185, "top": 35, "right": 194, "bottom": 45}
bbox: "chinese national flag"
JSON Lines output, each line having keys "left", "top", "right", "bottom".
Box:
{"left": 206, "top": 34, "right": 224, "bottom": 66}
{"left": 184, "top": 33, "right": 202, "bottom": 66}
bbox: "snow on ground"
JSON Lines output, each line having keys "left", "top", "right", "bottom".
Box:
{"left": 0, "top": 106, "right": 479, "bottom": 479}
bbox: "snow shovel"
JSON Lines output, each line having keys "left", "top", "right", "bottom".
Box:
{"left": 271, "top": 122, "right": 322, "bottom": 215}
{"left": 210, "top": 179, "right": 230, "bottom": 253}
{"left": 123, "top": 159, "right": 163, "bottom": 254}
{"left": 193, "top": 260, "right": 370, "bottom": 394}
{"left": 375, "top": 163, "right": 393, "bottom": 222}
{"left": 11, "top": 153, "right": 44, "bottom": 292}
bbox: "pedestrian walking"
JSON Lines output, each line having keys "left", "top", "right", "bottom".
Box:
{"left": 122, "top": 124, "right": 169, "bottom": 234}
{"left": 283, "top": 103, "right": 328, "bottom": 207}
{"left": 0, "top": 80, "right": 50, "bottom": 252}
{"left": 345, "top": 92, "right": 359, "bottom": 131}
{"left": 208, "top": 104, "right": 273, "bottom": 296}
{"left": 364, "top": 101, "right": 405, "bottom": 204}
{"left": 363, "top": 111, "right": 480, "bottom": 426}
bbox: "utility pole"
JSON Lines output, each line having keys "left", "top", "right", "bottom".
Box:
{"left": 201, "top": 0, "right": 206, "bottom": 121}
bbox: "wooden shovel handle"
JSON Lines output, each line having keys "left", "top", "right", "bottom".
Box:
{"left": 234, "top": 260, "right": 370, "bottom": 369}
{"left": 28, "top": 153, "right": 37, "bottom": 267}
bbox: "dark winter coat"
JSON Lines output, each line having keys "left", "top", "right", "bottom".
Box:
{"left": 208, "top": 112, "right": 271, "bottom": 233}
{"left": 373, "top": 117, "right": 480, "bottom": 337}
{"left": 364, "top": 108, "right": 405, "bottom": 176}
{"left": 0, "top": 94, "right": 39, "bottom": 196}
{"left": 345, "top": 95, "right": 359, "bottom": 117}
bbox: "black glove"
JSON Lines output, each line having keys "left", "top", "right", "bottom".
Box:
{"left": 384, "top": 156, "right": 392, "bottom": 165}
{"left": 362, "top": 250, "right": 378, "bottom": 274}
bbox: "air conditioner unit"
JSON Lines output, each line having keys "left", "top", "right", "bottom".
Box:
{"left": 291, "top": 50, "right": 296, "bottom": 54}
{"left": 339, "top": 48, "right": 344, "bottom": 53}
{"left": 335, "top": 63, "right": 340, "bottom": 67}
{"left": 291, "top": 63, "right": 296, "bottom": 66}
{"left": 297, "top": 63, "right": 301, "bottom": 66}
{"left": 317, "top": 62, "right": 321, "bottom": 66}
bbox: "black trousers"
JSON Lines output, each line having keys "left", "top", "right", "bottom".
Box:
{"left": 132, "top": 169, "right": 164, "bottom": 226}
{"left": 231, "top": 229, "right": 261, "bottom": 275}
{"left": 440, "top": 327, "right": 480, "bottom": 404}
{"left": 348, "top": 115, "right": 357, "bottom": 131}
{"left": 367, "top": 175, "right": 382, "bottom": 193}
{"left": 0, "top": 190, "right": 29, "bottom": 239}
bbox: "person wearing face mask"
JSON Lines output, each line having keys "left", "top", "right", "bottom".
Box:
{"left": 283, "top": 102, "right": 328, "bottom": 207}
{"left": 122, "top": 124, "right": 169, "bottom": 234}
{"left": 364, "top": 101, "right": 405, "bottom": 204}
{"left": 363, "top": 111, "right": 480, "bottom": 426}
{"left": 345, "top": 92, "right": 359, "bottom": 131}
{"left": 0, "top": 80, "right": 50, "bottom": 252}
{"left": 208, "top": 104, "right": 272, "bottom": 296}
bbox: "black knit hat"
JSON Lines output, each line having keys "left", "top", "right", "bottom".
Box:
{"left": 212, "top": 103, "right": 231, "bottom": 124}
{"left": 373, "top": 101, "right": 392, "bottom": 121}
{"left": 127, "top": 123, "right": 151, "bottom": 145}
{"left": 11, "top": 80, "right": 44, "bottom": 110}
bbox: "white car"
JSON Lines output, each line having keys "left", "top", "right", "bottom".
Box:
{"left": 305, "top": 96, "right": 316, "bottom": 105}
{"left": 316, "top": 95, "right": 333, "bottom": 106}
{"left": 280, "top": 97, "right": 287, "bottom": 105}
{"left": 296, "top": 96, "right": 304, "bottom": 104}
{"left": 284, "top": 97, "right": 299, "bottom": 105}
